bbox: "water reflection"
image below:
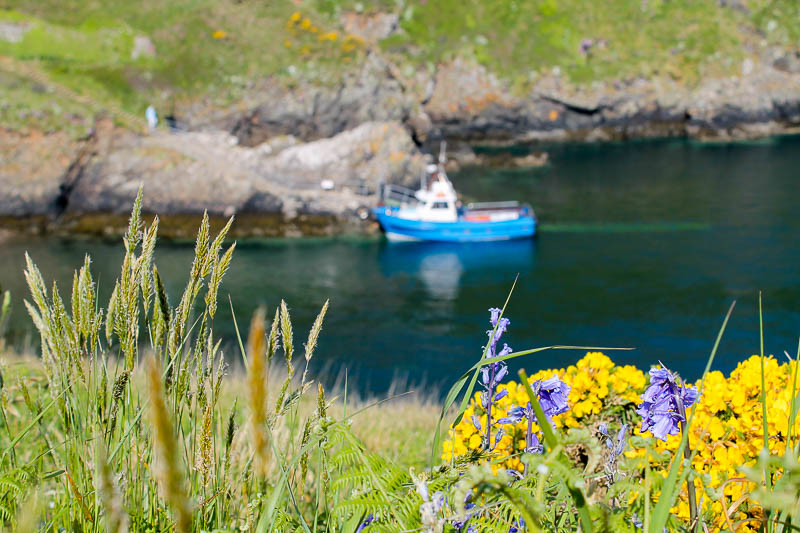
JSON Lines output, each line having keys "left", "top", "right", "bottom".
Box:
{"left": 378, "top": 239, "right": 536, "bottom": 300}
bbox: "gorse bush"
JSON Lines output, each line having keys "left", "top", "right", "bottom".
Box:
{"left": 446, "top": 351, "right": 800, "bottom": 531}
{"left": 0, "top": 192, "right": 799, "bottom": 532}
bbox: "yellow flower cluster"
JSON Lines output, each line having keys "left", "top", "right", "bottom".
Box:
{"left": 442, "top": 352, "right": 647, "bottom": 470}
{"left": 284, "top": 11, "right": 364, "bottom": 57}
{"left": 442, "top": 353, "right": 800, "bottom": 531}
{"left": 627, "top": 355, "right": 800, "bottom": 530}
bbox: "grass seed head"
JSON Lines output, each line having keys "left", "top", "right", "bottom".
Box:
{"left": 246, "top": 309, "right": 271, "bottom": 478}
{"left": 146, "top": 355, "right": 193, "bottom": 533}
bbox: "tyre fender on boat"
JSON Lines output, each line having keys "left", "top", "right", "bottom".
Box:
{"left": 355, "top": 205, "right": 371, "bottom": 220}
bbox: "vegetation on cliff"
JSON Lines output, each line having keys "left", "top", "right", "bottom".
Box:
{"left": 1, "top": 0, "right": 799, "bottom": 135}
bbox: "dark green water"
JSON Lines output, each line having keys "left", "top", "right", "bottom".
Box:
{"left": 2, "top": 136, "right": 800, "bottom": 393}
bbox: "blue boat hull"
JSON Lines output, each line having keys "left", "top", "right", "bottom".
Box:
{"left": 373, "top": 207, "right": 536, "bottom": 242}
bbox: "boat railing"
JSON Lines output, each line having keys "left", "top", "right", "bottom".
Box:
{"left": 466, "top": 201, "right": 522, "bottom": 211}
{"left": 380, "top": 183, "right": 420, "bottom": 206}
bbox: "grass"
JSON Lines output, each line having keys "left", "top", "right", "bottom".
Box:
{"left": 2, "top": 0, "right": 799, "bottom": 134}
{"left": 0, "top": 70, "right": 94, "bottom": 137}
{"left": 0, "top": 350, "right": 440, "bottom": 465}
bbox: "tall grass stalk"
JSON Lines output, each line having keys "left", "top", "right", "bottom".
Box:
{"left": 246, "top": 308, "right": 271, "bottom": 478}
{"left": 147, "top": 355, "right": 192, "bottom": 533}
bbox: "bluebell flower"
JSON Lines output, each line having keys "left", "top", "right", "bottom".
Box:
{"left": 415, "top": 476, "right": 445, "bottom": 531}
{"left": 496, "top": 374, "right": 570, "bottom": 468}
{"left": 535, "top": 374, "right": 572, "bottom": 419}
{"left": 488, "top": 307, "right": 510, "bottom": 348}
{"left": 471, "top": 415, "right": 481, "bottom": 432}
{"left": 496, "top": 404, "right": 527, "bottom": 425}
{"left": 505, "top": 468, "right": 523, "bottom": 480}
{"left": 636, "top": 365, "right": 699, "bottom": 441}
{"left": 599, "top": 423, "right": 628, "bottom": 460}
{"left": 451, "top": 493, "right": 476, "bottom": 529}
{"left": 478, "top": 308, "right": 514, "bottom": 450}
{"left": 509, "top": 518, "right": 526, "bottom": 532}
{"left": 356, "top": 514, "right": 374, "bottom": 532}
{"left": 497, "top": 401, "right": 543, "bottom": 463}
{"left": 599, "top": 423, "right": 628, "bottom": 483}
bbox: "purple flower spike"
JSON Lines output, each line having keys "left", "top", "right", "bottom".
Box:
{"left": 600, "top": 423, "right": 628, "bottom": 484}
{"left": 477, "top": 307, "right": 514, "bottom": 449}
{"left": 493, "top": 428, "right": 506, "bottom": 449}
{"left": 356, "top": 514, "right": 374, "bottom": 532}
{"left": 612, "top": 424, "right": 628, "bottom": 457}
{"left": 637, "top": 364, "right": 699, "bottom": 442}
{"left": 472, "top": 415, "right": 481, "bottom": 432}
{"left": 537, "top": 375, "right": 571, "bottom": 418}
{"left": 494, "top": 365, "right": 508, "bottom": 383}
{"left": 681, "top": 386, "right": 699, "bottom": 408}
{"left": 480, "top": 367, "right": 491, "bottom": 387}
{"left": 497, "top": 405, "right": 526, "bottom": 425}
{"left": 524, "top": 431, "right": 543, "bottom": 454}
{"left": 497, "top": 373, "right": 572, "bottom": 473}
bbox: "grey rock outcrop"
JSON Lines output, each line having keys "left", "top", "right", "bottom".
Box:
{"left": 66, "top": 121, "right": 427, "bottom": 222}
{"left": 0, "top": 130, "right": 81, "bottom": 218}
{"left": 227, "top": 54, "right": 416, "bottom": 147}
{"left": 216, "top": 51, "right": 800, "bottom": 146}
{"left": 421, "top": 56, "right": 800, "bottom": 143}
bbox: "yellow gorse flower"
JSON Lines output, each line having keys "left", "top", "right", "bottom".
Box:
{"left": 318, "top": 31, "right": 339, "bottom": 42}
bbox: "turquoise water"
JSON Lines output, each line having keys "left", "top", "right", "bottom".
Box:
{"left": 2, "top": 136, "right": 800, "bottom": 393}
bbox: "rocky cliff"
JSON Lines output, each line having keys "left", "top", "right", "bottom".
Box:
{"left": 0, "top": 119, "right": 429, "bottom": 237}
{"left": 212, "top": 51, "right": 800, "bottom": 148}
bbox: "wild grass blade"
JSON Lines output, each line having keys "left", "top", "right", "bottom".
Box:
{"left": 229, "top": 295, "right": 248, "bottom": 368}
{"left": 788, "top": 339, "right": 800, "bottom": 453}
{"left": 759, "top": 293, "right": 772, "bottom": 495}
{"left": 3, "top": 386, "right": 68, "bottom": 457}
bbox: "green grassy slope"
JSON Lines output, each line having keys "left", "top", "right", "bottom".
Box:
{"left": 1, "top": 0, "right": 798, "bottom": 134}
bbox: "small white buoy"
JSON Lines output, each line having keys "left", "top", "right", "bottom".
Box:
{"left": 320, "top": 179, "right": 335, "bottom": 190}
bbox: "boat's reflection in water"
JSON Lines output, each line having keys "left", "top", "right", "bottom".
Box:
{"left": 378, "top": 238, "right": 536, "bottom": 300}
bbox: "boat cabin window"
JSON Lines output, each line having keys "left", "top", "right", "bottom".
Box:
{"left": 432, "top": 201, "right": 449, "bottom": 209}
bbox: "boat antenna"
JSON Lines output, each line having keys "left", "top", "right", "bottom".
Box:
{"left": 438, "top": 140, "right": 447, "bottom": 165}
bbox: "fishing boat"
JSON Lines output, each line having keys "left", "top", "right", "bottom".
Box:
{"left": 373, "top": 146, "right": 536, "bottom": 242}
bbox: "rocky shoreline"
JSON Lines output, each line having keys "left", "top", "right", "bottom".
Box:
{"left": 0, "top": 118, "right": 427, "bottom": 239}
{"left": 207, "top": 50, "right": 800, "bottom": 147}
{"left": 2, "top": 50, "right": 800, "bottom": 238}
